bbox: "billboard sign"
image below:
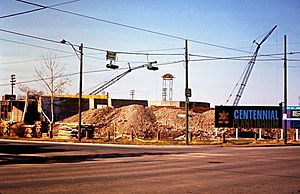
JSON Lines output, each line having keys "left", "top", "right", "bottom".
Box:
{"left": 215, "top": 106, "right": 282, "bottom": 128}
{"left": 286, "top": 106, "right": 300, "bottom": 128}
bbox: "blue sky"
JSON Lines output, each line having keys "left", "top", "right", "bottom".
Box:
{"left": 1, "top": 0, "right": 300, "bottom": 106}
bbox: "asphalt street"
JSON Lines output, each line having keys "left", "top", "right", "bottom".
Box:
{"left": 0, "top": 139, "right": 299, "bottom": 194}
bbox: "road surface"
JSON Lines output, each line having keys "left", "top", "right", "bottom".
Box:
{"left": 0, "top": 139, "right": 299, "bottom": 193}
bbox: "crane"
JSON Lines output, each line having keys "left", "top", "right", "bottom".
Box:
{"left": 231, "top": 25, "right": 277, "bottom": 106}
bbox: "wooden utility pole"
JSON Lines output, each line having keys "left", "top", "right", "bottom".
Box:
{"left": 78, "top": 43, "right": 83, "bottom": 142}
{"left": 185, "top": 39, "right": 189, "bottom": 145}
{"left": 283, "top": 35, "right": 288, "bottom": 144}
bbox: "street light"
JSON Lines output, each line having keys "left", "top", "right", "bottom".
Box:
{"left": 61, "top": 39, "right": 83, "bottom": 142}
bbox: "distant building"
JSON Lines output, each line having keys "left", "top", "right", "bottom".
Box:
{"left": 0, "top": 94, "right": 39, "bottom": 124}
{"left": 148, "top": 100, "right": 210, "bottom": 113}
{"left": 40, "top": 94, "right": 108, "bottom": 122}
{"left": 1, "top": 92, "right": 211, "bottom": 123}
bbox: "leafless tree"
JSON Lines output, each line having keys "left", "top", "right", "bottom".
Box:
{"left": 18, "top": 83, "right": 44, "bottom": 99}
{"left": 35, "top": 53, "right": 70, "bottom": 138}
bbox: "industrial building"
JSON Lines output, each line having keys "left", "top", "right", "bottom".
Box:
{"left": 0, "top": 93, "right": 210, "bottom": 123}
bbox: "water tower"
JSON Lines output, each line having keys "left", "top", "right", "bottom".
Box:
{"left": 162, "top": 73, "right": 175, "bottom": 101}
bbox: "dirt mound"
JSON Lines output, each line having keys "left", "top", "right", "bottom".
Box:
{"left": 62, "top": 107, "right": 114, "bottom": 125}
{"left": 108, "top": 105, "right": 157, "bottom": 137}
{"left": 60, "top": 105, "right": 215, "bottom": 139}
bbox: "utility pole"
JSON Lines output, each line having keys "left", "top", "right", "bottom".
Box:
{"left": 185, "top": 39, "right": 190, "bottom": 145}
{"left": 283, "top": 35, "right": 288, "bottom": 144}
{"left": 78, "top": 43, "right": 83, "bottom": 142}
{"left": 130, "top": 89, "right": 135, "bottom": 99}
{"left": 10, "top": 74, "right": 16, "bottom": 95}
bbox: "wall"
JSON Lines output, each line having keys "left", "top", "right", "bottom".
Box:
{"left": 109, "top": 99, "right": 148, "bottom": 108}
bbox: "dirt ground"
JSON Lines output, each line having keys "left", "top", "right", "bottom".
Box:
{"left": 60, "top": 104, "right": 288, "bottom": 140}
{"left": 1, "top": 104, "right": 295, "bottom": 141}
{"left": 60, "top": 105, "right": 216, "bottom": 139}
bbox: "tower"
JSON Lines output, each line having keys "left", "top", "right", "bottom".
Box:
{"left": 162, "top": 73, "right": 175, "bottom": 101}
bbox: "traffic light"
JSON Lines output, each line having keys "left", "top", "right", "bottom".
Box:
{"left": 147, "top": 65, "right": 158, "bottom": 71}
{"left": 147, "top": 61, "right": 158, "bottom": 71}
{"left": 106, "top": 51, "right": 119, "bottom": 69}
{"left": 106, "top": 63, "right": 119, "bottom": 69}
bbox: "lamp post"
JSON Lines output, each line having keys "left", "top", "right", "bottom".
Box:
{"left": 61, "top": 39, "right": 83, "bottom": 142}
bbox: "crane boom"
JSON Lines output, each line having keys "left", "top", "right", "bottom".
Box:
{"left": 233, "top": 25, "right": 277, "bottom": 106}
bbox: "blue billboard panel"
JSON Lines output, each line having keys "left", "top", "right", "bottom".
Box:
{"left": 286, "top": 106, "right": 300, "bottom": 128}
{"left": 215, "top": 106, "right": 282, "bottom": 128}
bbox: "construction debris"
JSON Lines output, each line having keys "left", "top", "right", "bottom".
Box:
{"left": 60, "top": 104, "right": 216, "bottom": 140}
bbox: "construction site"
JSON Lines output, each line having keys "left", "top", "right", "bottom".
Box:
{"left": 1, "top": 68, "right": 298, "bottom": 144}
{"left": 0, "top": 72, "right": 217, "bottom": 142}
{"left": 0, "top": 25, "right": 299, "bottom": 144}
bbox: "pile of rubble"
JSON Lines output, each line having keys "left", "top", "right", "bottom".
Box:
{"left": 61, "top": 104, "right": 215, "bottom": 140}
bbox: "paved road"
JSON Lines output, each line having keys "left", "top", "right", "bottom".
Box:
{"left": 0, "top": 139, "right": 299, "bottom": 194}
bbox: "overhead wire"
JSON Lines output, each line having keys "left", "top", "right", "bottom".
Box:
{"left": 0, "top": 68, "right": 112, "bottom": 87}
{"left": 0, "top": 60, "right": 182, "bottom": 87}
{"left": 0, "top": 36, "right": 186, "bottom": 69}
{"left": 0, "top": 38, "right": 75, "bottom": 55}
{"left": 4, "top": 34, "right": 298, "bottom": 64}
{"left": 2, "top": 5, "right": 298, "bottom": 93}
{"left": 0, "top": 0, "right": 80, "bottom": 19}
{"left": 1, "top": 31, "right": 299, "bottom": 66}
{"left": 16, "top": 0, "right": 252, "bottom": 54}
{"left": 0, "top": 28, "right": 60, "bottom": 44}
{"left": 3, "top": 28, "right": 299, "bottom": 62}
{"left": 189, "top": 52, "right": 300, "bottom": 62}
{"left": 130, "top": 47, "right": 184, "bottom": 52}
{"left": 0, "top": 55, "right": 76, "bottom": 65}
{"left": 82, "top": 60, "right": 183, "bottom": 94}
{"left": 0, "top": 28, "right": 185, "bottom": 56}
{"left": 0, "top": 37, "right": 107, "bottom": 63}
{"left": 1, "top": 53, "right": 298, "bottom": 88}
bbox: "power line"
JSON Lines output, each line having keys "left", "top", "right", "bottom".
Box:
{"left": 0, "top": 28, "right": 60, "bottom": 44}
{"left": 0, "top": 60, "right": 182, "bottom": 87}
{"left": 4, "top": 28, "right": 298, "bottom": 61}
{"left": 0, "top": 36, "right": 185, "bottom": 65}
{"left": 0, "top": 28, "right": 185, "bottom": 56}
{"left": 2, "top": 32, "right": 299, "bottom": 65}
{"left": 189, "top": 52, "right": 300, "bottom": 62}
{"left": 116, "top": 51, "right": 184, "bottom": 56}
{"left": 130, "top": 47, "right": 184, "bottom": 52}
{"left": 0, "top": 54, "right": 76, "bottom": 65}
{"left": 16, "top": 0, "right": 252, "bottom": 53}
{"left": 1, "top": 55, "right": 298, "bottom": 88}
{"left": 0, "top": 38, "right": 75, "bottom": 54}
{"left": 0, "top": 0, "right": 80, "bottom": 19}
{"left": 0, "top": 68, "right": 111, "bottom": 87}
{"left": 3, "top": 27, "right": 286, "bottom": 61}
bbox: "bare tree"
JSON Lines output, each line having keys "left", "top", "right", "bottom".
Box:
{"left": 18, "top": 83, "right": 44, "bottom": 98}
{"left": 35, "top": 53, "right": 70, "bottom": 138}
